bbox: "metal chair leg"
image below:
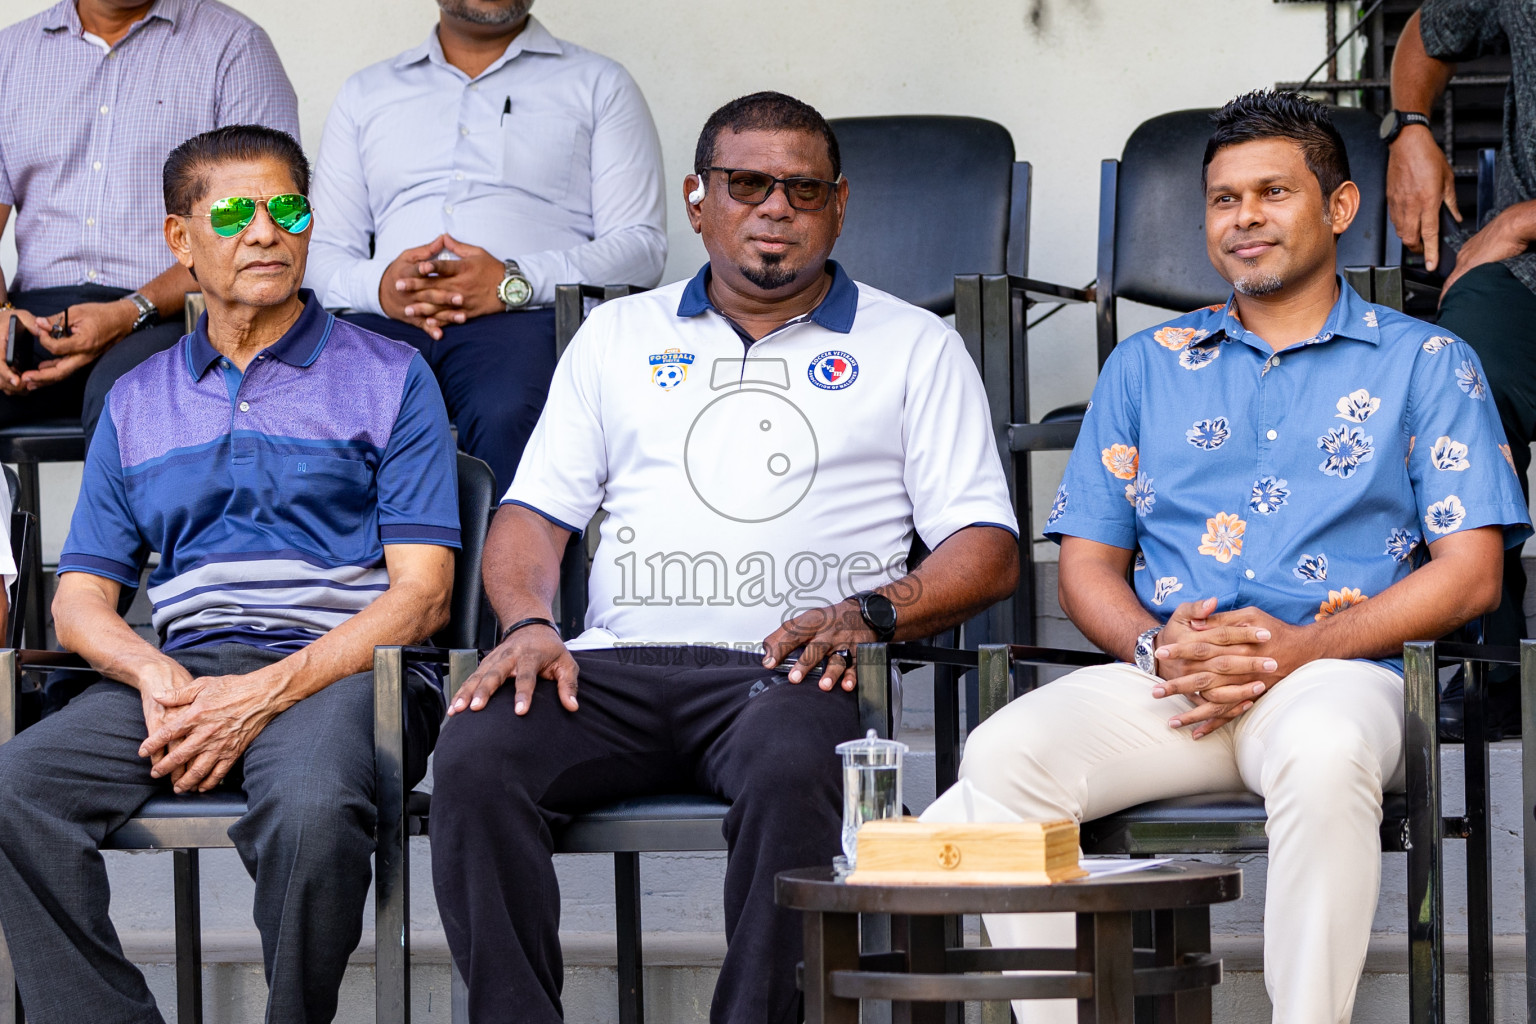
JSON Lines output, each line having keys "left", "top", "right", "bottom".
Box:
{"left": 615, "top": 851, "right": 644, "bottom": 1024}
{"left": 1462, "top": 658, "right": 1493, "bottom": 1023}
{"left": 173, "top": 849, "right": 203, "bottom": 1024}
{"left": 1521, "top": 641, "right": 1536, "bottom": 1024}
{"left": 1403, "top": 642, "right": 1443, "bottom": 1024}
{"left": 14, "top": 462, "right": 43, "bottom": 650}
{"left": 451, "top": 962, "right": 469, "bottom": 1024}
{"left": 374, "top": 647, "right": 410, "bottom": 1024}
{"left": 0, "top": 921, "right": 17, "bottom": 1024}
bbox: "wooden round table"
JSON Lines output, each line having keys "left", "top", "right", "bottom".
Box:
{"left": 776, "top": 862, "right": 1242, "bottom": 1024}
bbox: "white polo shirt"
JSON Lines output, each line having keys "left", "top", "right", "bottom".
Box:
{"left": 505, "top": 261, "right": 1017, "bottom": 650}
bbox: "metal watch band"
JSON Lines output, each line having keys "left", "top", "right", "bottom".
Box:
{"left": 500, "top": 259, "right": 532, "bottom": 311}
{"left": 1133, "top": 626, "right": 1162, "bottom": 675}
{"left": 126, "top": 292, "right": 157, "bottom": 331}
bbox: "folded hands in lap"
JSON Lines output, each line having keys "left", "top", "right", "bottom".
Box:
{"left": 378, "top": 234, "right": 505, "bottom": 341}
{"left": 137, "top": 670, "right": 284, "bottom": 793}
{"left": 1150, "top": 597, "right": 1309, "bottom": 739}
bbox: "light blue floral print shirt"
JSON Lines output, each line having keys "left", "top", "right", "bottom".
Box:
{"left": 1046, "top": 279, "right": 1531, "bottom": 663}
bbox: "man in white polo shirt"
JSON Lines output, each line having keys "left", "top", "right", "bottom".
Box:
{"left": 430, "top": 91, "right": 1019, "bottom": 1024}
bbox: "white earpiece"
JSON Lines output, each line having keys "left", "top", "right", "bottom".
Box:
{"left": 688, "top": 178, "right": 707, "bottom": 205}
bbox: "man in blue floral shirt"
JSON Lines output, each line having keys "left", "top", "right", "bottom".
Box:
{"left": 959, "top": 92, "right": 1530, "bottom": 1024}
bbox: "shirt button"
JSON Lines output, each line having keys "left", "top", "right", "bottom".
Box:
{"left": 469, "top": 83, "right": 479, "bottom": 91}
{"left": 1245, "top": 569, "right": 1255, "bottom": 580}
{"left": 1271, "top": 355, "right": 1281, "bottom": 367}
{"left": 445, "top": 204, "right": 454, "bottom": 214}
{"left": 85, "top": 217, "right": 94, "bottom": 226}
{"left": 460, "top": 126, "right": 469, "bottom": 136}
{"left": 99, "top": 104, "right": 109, "bottom": 114}
{"left": 455, "top": 172, "right": 464, "bottom": 181}
{"left": 1266, "top": 429, "right": 1278, "bottom": 441}
{"left": 86, "top": 269, "right": 97, "bottom": 280}
{"left": 220, "top": 360, "right": 230, "bottom": 369}
{"left": 93, "top": 161, "right": 102, "bottom": 171}
{"left": 238, "top": 401, "right": 250, "bottom": 412}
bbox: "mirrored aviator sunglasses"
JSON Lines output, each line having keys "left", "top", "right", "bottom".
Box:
{"left": 204, "top": 194, "right": 313, "bottom": 237}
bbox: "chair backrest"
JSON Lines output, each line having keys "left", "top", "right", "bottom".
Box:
{"left": 828, "top": 115, "right": 1026, "bottom": 316}
{"left": 183, "top": 292, "right": 206, "bottom": 335}
{"left": 1105, "top": 106, "right": 1391, "bottom": 318}
{"left": 436, "top": 451, "right": 496, "bottom": 650}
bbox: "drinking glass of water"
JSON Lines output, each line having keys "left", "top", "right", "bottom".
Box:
{"left": 835, "top": 729, "right": 908, "bottom": 869}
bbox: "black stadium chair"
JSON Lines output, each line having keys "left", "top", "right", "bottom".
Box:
{"left": 0, "top": 451, "right": 496, "bottom": 1024}
{"left": 827, "top": 115, "right": 1029, "bottom": 316}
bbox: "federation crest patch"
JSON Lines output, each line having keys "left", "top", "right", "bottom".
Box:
{"left": 649, "top": 348, "right": 696, "bottom": 389}
{"left": 808, "top": 350, "right": 858, "bottom": 390}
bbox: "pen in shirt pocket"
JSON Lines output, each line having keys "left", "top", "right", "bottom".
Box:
{"left": 501, "top": 97, "right": 511, "bottom": 126}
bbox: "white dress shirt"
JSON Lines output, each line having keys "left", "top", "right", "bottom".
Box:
{"left": 305, "top": 17, "right": 665, "bottom": 314}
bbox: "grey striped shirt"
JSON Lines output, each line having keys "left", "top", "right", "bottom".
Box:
{"left": 0, "top": 0, "right": 299, "bottom": 292}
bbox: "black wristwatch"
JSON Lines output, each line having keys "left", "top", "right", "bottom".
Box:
{"left": 1380, "top": 110, "right": 1432, "bottom": 145}
{"left": 856, "top": 590, "right": 898, "bottom": 643}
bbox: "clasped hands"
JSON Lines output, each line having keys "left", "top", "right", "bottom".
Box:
{"left": 134, "top": 661, "right": 283, "bottom": 793}
{"left": 1150, "top": 596, "right": 1301, "bottom": 739}
{"left": 378, "top": 233, "right": 505, "bottom": 340}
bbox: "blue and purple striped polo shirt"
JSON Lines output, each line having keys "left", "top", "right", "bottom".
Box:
{"left": 60, "top": 293, "right": 460, "bottom": 652}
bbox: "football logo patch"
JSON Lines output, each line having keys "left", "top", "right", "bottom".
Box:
{"left": 649, "top": 348, "right": 696, "bottom": 390}
{"left": 808, "top": 350, "right": 858, "bottom": 390}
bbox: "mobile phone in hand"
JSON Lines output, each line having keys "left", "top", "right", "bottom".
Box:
{"left": 6, "top": 315, "right": 38, "bottom": 375}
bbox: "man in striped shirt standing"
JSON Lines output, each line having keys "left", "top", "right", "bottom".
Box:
{"left": 0, "top": 0, "right": 299, "bottom": 440}
{"left": 0, "top": 126, "right": 460, "bottom": 1023}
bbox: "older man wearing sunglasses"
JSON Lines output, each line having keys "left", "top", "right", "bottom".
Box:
{"left": 0, "top": 125, "right": 460, "bottom": 1024}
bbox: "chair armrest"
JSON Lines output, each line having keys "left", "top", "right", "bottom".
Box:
{"left": 854, "top": 642, "right": 978, "bottom": 740}
{"left": 0, "top": 649, "right": 91, "bottom": 744}
{"left": 1004, "top": 276, "right": 1094, "bottom": 307}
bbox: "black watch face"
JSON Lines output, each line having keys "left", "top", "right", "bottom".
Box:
{"left": 862, "top": 592, "right": 898, "bottom": 637}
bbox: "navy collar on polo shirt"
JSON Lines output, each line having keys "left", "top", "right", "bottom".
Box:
{"left": 677, "top": 260, "right": 858, "bottom": 337}
{"left": 185, "top": 289, "right": 332, "bottom": 379}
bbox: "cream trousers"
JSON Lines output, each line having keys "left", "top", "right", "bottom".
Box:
{"left": 957, "top": 658, "right": 1405, "bottom": 1024}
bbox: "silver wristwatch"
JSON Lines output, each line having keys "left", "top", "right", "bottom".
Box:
{"left": 497, "top": 259, "right": 532, "bottom": 310}
{"left": 1132, "top": 625, "right": 1162, "bottom": 675}
{"left": 125, "top": 291, "right": 158, "bottom": 332}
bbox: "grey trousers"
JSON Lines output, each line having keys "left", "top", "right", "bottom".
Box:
{"left": 0, "top": 642, "right": 441, "bottom": 1024}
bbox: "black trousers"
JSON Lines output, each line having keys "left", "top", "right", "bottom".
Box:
{"left": 0, "top": 285, "right": 185, "bottom": 442}
{"left": 430, "top": 647, "right": 861, "bottom": 1024}
{"left": 340, "top": 308, "right": 557, "bottom": 493}
{"left": 1438, "top": 261, "right": 1536, "bottom": 691}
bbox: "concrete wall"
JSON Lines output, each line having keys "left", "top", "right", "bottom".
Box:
{"left": 0, "top": 0, "right": 1354, "bottom": 559}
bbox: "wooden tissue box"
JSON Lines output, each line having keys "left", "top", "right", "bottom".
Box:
{"left": 846, "top": 817, "right": 1088, "bottom": 885}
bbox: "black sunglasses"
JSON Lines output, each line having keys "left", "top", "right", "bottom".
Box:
{"left": 700, "top": 167, "right": 841, "bottom": 212}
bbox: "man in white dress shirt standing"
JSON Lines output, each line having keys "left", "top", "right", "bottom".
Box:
{"left": 306, "top": 0, "right": 666, "bottom": 489}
